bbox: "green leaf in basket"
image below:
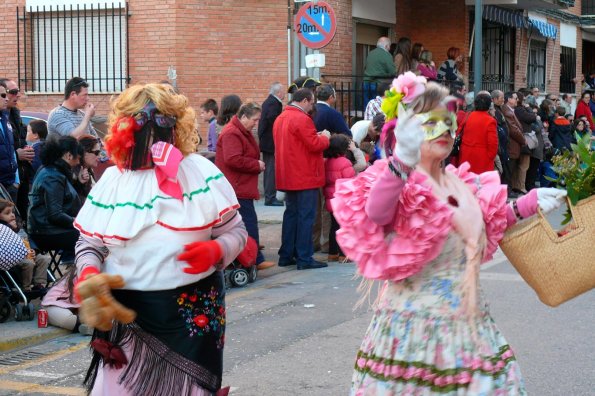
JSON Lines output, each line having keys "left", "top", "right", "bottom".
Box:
{"left": 551, "top": 131, "right": 595, "bottom": 203}
{"left": 561, "top": 209, "right": 573, "bottom": 225}
{"left": 567, "top": 187, "right": 579, "bottom": 205}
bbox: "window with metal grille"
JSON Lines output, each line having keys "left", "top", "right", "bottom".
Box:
{"left": 560, "top": 46, "right": 576, "bottom": 94}
{"left": 527, "top": 40, "right": 546, "bottom": 92}
{"left": 468, "top": 21, "right": 516, "bottom": 93}
{"left": 583, "top": 0, "right": 595, "bottom": 15}
{"left": 17, "top": 2, "right": 129, "bottom": 93}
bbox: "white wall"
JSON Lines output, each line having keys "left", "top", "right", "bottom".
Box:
{"left": 560, "top": 23, "right": 577, "bottom": 48}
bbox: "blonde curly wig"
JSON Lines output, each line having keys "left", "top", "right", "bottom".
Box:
{"left": 105, "top": 83, "right": 198, "bottom": 168}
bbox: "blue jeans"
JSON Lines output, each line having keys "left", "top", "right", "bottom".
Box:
{"left": 362, "top": 81, "right": 377, "bottom": 112}
{"left": 238, "top": 199, "right": 265, "bottom": 264}
{"left": 278, "top": 189, "right": 318, "bottom": 265}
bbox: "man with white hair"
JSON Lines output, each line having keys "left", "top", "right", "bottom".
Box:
{"left": 363, "top": 37, "right": 396, "bottom": 108}
{"left": 258, "top": 82, "right": 285, "bottom": 206}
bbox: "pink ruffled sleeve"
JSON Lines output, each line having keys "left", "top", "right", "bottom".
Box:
{"left": 331, "top": 160, "right": 453, "bottom": 282}
{"left": 365, "top": 161, "right": 407, "bottom": 226}
{"left": 446, "top": 163, "right": 508, "bottom": 262}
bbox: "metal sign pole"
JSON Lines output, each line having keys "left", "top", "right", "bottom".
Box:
{"left": 474, "top": 0, "right": 483, "bottom": 96}
{"left": 288, "top": 0, "right": 292, "bottom": 88}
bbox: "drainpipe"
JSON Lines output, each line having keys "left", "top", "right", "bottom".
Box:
{"left": 474, "top": 0, "right": 483, "bottom": 96}
{"left": 288, "top": 0, "right": 292, "bottom": 88}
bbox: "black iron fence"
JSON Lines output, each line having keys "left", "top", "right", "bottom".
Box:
{"left": 17, "top": 3, "right": 129, "bottom": 93}
{"left": 321, "top": 74, "right": 514, "bottom": 126}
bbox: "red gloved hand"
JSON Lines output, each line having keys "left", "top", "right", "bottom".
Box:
{"left": 177, "top": 240, "right": 223, "bottom": 274}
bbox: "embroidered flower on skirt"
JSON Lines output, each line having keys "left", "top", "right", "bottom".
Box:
{"left": 177, "top": 286, "right": 226, "bottom": 348}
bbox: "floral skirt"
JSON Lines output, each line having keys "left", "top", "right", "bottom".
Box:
{"left": 85, "top": 271, "right": 226, "bottom": 395}
{"left": 350, "top": 300, "right": 527, "bottom": 395}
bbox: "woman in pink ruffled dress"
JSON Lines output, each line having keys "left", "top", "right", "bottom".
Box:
{"left": 331, "top": 72, "right": 567, "bottom": 395}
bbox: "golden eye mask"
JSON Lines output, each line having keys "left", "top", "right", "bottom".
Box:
{"left": 415, "top": 110, "right": 458, "bottom": 141}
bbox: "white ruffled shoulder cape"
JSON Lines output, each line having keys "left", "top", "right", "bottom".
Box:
{"left": 74, "top": 154, "right": 239, "bottom": 245}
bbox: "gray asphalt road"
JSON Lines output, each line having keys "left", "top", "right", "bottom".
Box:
{"left": 0, "top": 206, "right": 593, "bottom": 395}
{"left": 0, "top": 253, "right": 593, "bottom": 396}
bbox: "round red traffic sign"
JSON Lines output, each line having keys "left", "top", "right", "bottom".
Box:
{"left": 294, "top": 1, "right": 337, "bottom": 49}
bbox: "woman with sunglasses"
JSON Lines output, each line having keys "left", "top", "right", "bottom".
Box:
{"left": 72, "top": 83, "right": 246, "bottom": 395}
{"left": 28, "top": 135, "right": 84, "bottom": 258}
{"left": 73, "top": 134, "right": 100, "bottom": 202}
{"left": 331, "top": 73, "right": 567, "bottom": 395}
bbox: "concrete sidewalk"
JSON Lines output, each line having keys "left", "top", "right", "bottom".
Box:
{"left": 0, "top": 199, "right": 288, "bottom": 354}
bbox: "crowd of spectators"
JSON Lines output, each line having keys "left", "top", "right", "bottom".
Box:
{"left": 2, "top": 40, "right": 594, "bottom": 329}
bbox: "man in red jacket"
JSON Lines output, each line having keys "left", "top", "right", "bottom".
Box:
{"left": 274, "top": 88, "right": 330, "bottom": 270}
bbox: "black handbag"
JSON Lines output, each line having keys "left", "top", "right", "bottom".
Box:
{"left": 450, "top": 113, "right": 470, "bottom": 158}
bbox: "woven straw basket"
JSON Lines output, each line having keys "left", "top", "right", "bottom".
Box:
{"left": 500, "top": 195, "right": 595, "bottom": 307}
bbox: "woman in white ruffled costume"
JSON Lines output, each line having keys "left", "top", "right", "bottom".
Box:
{"left": 73, "top": 83, "right": 246, "bottom": 396}
{"left": 332, "top": 73, "right": 567, "bottom": 395}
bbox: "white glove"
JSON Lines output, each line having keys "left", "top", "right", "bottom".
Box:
{"left": 319, "top": 129, "right": 331, "bottom": 139}
{"left": 393, "top": 105, "right": 425, "bottom": 167}
{"left": 536, "top": 188, "right": 567, "bottom": 214}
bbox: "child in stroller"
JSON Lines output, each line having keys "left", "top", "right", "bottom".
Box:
{"left": 0, "top": 199, "right": 50, "bottom": 291}
{"left": 0, "top": 197, "right": 49, "bottom": 322}
{"left": 225, "top": 236, "right": 258, "bottom": 288}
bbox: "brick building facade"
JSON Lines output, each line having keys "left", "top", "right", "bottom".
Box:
{"left": 397, "top": 1, "right": 583, "bottom": 98}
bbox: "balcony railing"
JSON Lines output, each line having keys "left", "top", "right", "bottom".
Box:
{"left": 468, "top": 75, "right": 515, "bottom": 94}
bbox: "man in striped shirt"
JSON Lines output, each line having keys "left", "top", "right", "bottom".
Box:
{"left": 364, "top": 82, "right": 390, "bottom": 120}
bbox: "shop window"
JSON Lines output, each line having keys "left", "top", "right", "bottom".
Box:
{"left": 17, "top": 2, "right": 129, "bottom": 93}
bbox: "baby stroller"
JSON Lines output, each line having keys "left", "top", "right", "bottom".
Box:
{"left": 0, "top": 269, "right": 44, "bottom": 322}
{"left": 0, "top": 185, "right": 48, "bottom": 322}
{"left": 224, "top": 236, "right": 258, "bottom": 288}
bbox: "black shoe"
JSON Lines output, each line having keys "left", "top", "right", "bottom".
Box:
{"left": 297, "top": 260, "right": 328, "bottom": 270}
{"left": 278, "top": 259, "right": 296, "bottom": 267}
{"left": 264, "top": 199, "right": 284, "bottom": 207}
{"left": 511, "top": 188, "right": 526, "bottom": 196}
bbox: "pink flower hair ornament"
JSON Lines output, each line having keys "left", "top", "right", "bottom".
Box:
{"left": 379, "top": 72, "right": 427, "bottom": 157}
{"left": 381, "top": 72, "right": 427, "bottom": 121}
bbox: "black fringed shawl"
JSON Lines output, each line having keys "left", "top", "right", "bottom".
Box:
{"left": 84, "top": 271, "right": 226, "bottom": 395}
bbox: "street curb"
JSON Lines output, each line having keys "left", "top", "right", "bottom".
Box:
{"left": 0, "top": 328, "right": 70, "bottom": 353}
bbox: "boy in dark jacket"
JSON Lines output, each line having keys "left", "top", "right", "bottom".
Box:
{"left": 25, "top": 120, "right": 48, "bottom": 175}
{"left": 549, "top": 106, "right": 574, "bottom": 152}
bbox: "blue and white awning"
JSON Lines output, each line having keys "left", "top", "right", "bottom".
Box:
{"left": 529, "top": 18, "right": 558, "bottom": 39}
{"left": 483, "top": 6, "right": 530, "bottom": 29}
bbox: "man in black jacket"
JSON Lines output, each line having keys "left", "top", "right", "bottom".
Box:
{"left": 258, "top": 82, "right": 285, "bottom": 206}
{"left": 491, "top": 90, "right": 511, "bottom": 189}
{"left": 0, "top": 78, "right": 32, "bottom": 221}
